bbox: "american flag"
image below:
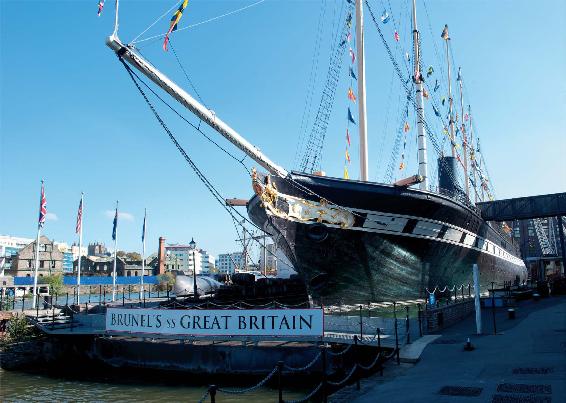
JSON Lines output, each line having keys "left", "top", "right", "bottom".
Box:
{"left": 76, "top": 196, "right": 83, "bottom": 234}
{"left": 38, "top": 182, "right": 47, "bottom": 229}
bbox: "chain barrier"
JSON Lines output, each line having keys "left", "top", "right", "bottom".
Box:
{"left": 283, "top": 382, "right": 323, "bottom": 403}
{"left": 358, "top": 351, "right": 382, "bottom": 371}
{"left": 327, "top": 364, "right": 358, "bottom": 387}
{"left": 283, "top": 351, "right": 322, "bottom": 372}
{"left": 327, "top": 343, "right": 353, "bottom": 356}
{"left": 216, "top": 366, "right": 278, "bottom": 394}
{"left": 196, "top": 389, "right": 210, "bottom": 403}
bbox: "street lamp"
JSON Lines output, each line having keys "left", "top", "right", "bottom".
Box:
{"left": 189, "top": 238, "right": 198, "bottom": 300}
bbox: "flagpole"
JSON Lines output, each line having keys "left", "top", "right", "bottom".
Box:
{"left": 140, "top": 208, "right": 146, "bottom": 301}
{"left": 355, "top": 0, "right": 369, "bottom": 181}
{"left": 112, "top": 200, "right": 118, "bottom": 302}
{"left": 77, "top": 192, "right": 84, "bottom": 304}
{"left": 32, "top": 180, "right": 44, "bottom": 309}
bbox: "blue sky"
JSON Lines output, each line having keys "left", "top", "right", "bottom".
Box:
{"left": 1, "top": 0, "right": 565, "bottom": 258}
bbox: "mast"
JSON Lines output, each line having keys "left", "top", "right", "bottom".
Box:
{"left": 468, "top": 105, "right": 478, "bottom": 203}
{"left": 457, "top": 67, "right": 469, "bottom": 198}
{"left": 106, "top": 35, "right": 288, "bottom": 179}
{"left": 355, "top": 0, "right": 369, "bottom": 181}
{"left": 442, "top": 25, "right": 456, "bottom": 158}
{"left": 412, "top": 0, "right": 428, "bottom": 191}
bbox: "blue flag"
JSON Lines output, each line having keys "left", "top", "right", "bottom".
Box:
{"left": 380, "top": 10, "right": 390, "bottom": 24}
{"left": 112, "top": 207, "right": 118, "bottom": 241}
{"left": 141, "top": 209, "right": 147, "bottom": 242}
{"left": 348, "top": 108, "right": 356, "bottom": 124}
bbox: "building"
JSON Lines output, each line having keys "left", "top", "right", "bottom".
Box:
{"left": 258, "top": 243, "right": 278, "bottom": 274}
{"left": 88, "top": 242, "right": 109, "bottom": 256}
{"left": 73, "top": 256, "right": 153, "bottom": 277}
{"left": 164, "top": 244, "right": 213, "bottom": 275}
{"left": 7, "top": 235, "right": 64, "bottom": 277}
{"left": 216, "top": 252, "right": 245, "bottom": 274}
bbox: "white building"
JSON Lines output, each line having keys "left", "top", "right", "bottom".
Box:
{"left": 165, "top": 244, "right": 214, "bottom": 275}
{"left": 216, "top": 252, "right": 245, "bottom": 274}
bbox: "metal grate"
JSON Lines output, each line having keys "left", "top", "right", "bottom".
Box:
{"left": 491, "top": 395, "right": 551, "bottom": 403}
{"left": 496, "top": 384, "right": 552, "bottom": 395}
{"left": 512, "top": 368, "right": 554, "bottom": 375}
{"left": 439, "top": 386, "right": 483, "bottom": 396}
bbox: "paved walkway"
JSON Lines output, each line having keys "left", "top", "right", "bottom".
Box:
{"left": 332, "top": 296, "right": 566, "bottom": 402}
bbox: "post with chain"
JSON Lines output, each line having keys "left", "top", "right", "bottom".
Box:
{"left": 277, "top": 360, "right": 284, "bottom": 403}
{"left": 354, "top": 335, "right": 360, "bottom": 390}
{"left": 491, "top": 281, "right": 497, "bottom": 335}
{"left": 209, "top": 385, "right": 217, "bottom": 403}
{"left": 359, "top": 305, "right": 363, "bottom": 339}
{"left": 122, "top": 290, "right": 125, "bottom": 306}
{"left": 66, "top": 292, "right": 69, "bottom": 307}
{"left": 321, "top": 344, "right": 328, "bottom": 403}
{"left": 393, "top": 302, "right": 400, "bottom": 364}
{"left": 405, "top": 305, "right": 411, "bottom": 344}
{"left": 461, "top": 285, "right": 464, "bottom": 300}
{"left": 468, "top": 284, "right": 471, "bottom": 298}
{"left": 417, "top": 304, "right": 423, "bottom": 337}
{"left": 377, "top": 327, "right": 383, "bottom": 376}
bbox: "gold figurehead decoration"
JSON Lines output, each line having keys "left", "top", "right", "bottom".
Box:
{"left": 251, "top": 168, "right": 355, "bottom": 228}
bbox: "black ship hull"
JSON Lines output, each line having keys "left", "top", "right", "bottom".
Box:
{"left": 247, "top": 172, "right": 527, "bottom": 303}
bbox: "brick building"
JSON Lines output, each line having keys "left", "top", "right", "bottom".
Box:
{"left": 7, "top": 235, "right": 64, "bottom": 277}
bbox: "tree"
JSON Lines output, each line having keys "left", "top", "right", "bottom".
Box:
{"left": 39, "top": 274, "right": 64, "bottom": 296}
{"left": 156, "top": 272, "right": 176, "bottom": 291}
{"left": 126, "top": 252, "right": 142, "bottom": 261}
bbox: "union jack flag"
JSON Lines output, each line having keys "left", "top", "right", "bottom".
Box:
{"left": 38, "top": 182, "right": 47, "bottom": 229}
{"left": 76, "top": 196, "right": 83, "bottom": 234}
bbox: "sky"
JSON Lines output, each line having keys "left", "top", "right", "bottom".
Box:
{"left": 1, "top": 0, "right": 565, "bottom": 259}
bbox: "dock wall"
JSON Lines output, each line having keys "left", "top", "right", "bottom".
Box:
{"left": 424, "top": 300, "right": 475, "bottom": 332}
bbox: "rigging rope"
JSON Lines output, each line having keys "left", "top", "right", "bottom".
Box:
{"left": 131, "top": 0, "right": 267, "bottom": 45}
{"left": 130, "top": 0, "right": 182, "bottom": 44}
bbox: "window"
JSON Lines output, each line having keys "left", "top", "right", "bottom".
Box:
{"left": 40, "top": 260, "right": 45, "bottom": 268}
{"left": 51, "top": 261, "right": 56, "bottom": 269}
{"left": 28, "top": 260, "right": 32, "bottom": 268}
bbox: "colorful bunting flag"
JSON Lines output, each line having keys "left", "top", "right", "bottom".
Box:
{"left": 349, "top": 67, "right": 357, "bottom": 80}
{"left": 403, "top": 122, "right": 410, "bottom": 132}
{"left": 405, "top": 52, "right": 410, "bottom": 62}
{"left": 163, "top": 0, "right": 189, "bottom": 52}
{"left": 433, "top": 80, "right": 440, "bottom": 92}
{"left": 381, "top": 10, "right": 390, "bottom": 24}
{"left": 349, "top": 48, "right": 356, "bottom": 64}
{"left": 348, "top": 87, "right": 356, "bottom": 102}
{"left": 348, "top": 108, "right": 356, "bottom": 124}
{"left": 97, "top": 0, "right": 104, "bottom": 17}
{"left": 457, "top": 67, "right": 462, "bottom": 82}
{"left": 346, "top": 129, "right": 351, "bottom": 146}
{"left": 427, "top": 66, "right": 434, "bottom": 77}
{"left": 347, "top": 32, "right": 352, "bottom": 42}
{"left": 345, "top": 149, "right": 351, "bottom": 163}
{"left": 464, "top": 113, "right": 469, "bottom": 122}
{"left": 346, "top": 13, "right": 353, "bottom": 28}
{"left": 344, "top": 166, "right": 350, "bottom": 179}
{"left": 399, "top": 161, "right": 405, "bottom": 170}
{"left": 441, "top": 24, "right": 449, "bottom": 40}
{"left": 441, "top": 97, "right": 446, "bottom": 106}
{"left": 423, "top": 89, "right": 429, "bottom": 99}
{"left": 432, "top": 104, "right": 441, "bottom": 117}
{"left": 394, "top": 30, "right": 400, "bottom": 42}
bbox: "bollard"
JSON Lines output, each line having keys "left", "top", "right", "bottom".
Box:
{"left": 359, "top": 305, "right": 363, "bottom": 339}
{"left": 393, "top": 302, "right": 400, "bottom": 365}
{"left": 405, "top": 305, "right": 411, "bottom": 344}
{"left": 491, "top": 282, "right": 497, "bottom": 335}
{"left": 209, "top": 385, "right": 217, "bottom": 403}
{"left": 354, "top": 335, "right": 360, "bottom": 390}
{"left": 321, "top": 344, "right": 328, "bottom": 403}
{"left": 277, "top": 361, "right": 284, "bottom": 403}
{"left": 507, "top": 308, "right": 515, "bottom": 320}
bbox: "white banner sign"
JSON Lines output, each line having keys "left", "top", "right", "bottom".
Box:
{"left": 106, "top": 308, "right": 324, "bottom": 337}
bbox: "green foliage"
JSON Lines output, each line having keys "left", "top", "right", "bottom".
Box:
{"left": 156, "top": 272, "right": 176, "bottom": 291}
{"left": 39, "top": 273, "right": 64, "bottom": 296}
{"left": 0, "top": 314, "right": 35, "bottom": 346}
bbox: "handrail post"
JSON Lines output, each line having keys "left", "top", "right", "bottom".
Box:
{"left": 359, "top": 305, "right": 363, "bottom": 339}
{"left": 417, "top": 304, "right": 423, "bottom": 337}
{"left": 277, "top": 360, "right": 284, "bottom": 403}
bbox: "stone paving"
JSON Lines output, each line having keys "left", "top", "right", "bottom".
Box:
{"left": 331, "top": 296, "right": 566, "bottom": 403}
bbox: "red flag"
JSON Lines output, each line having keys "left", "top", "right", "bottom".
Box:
{"left": 403, "top": 122, "right": 410, "bottom": 132}
{"left": 348, "top": 87, "right": 356, "bottom": 103}
{"left": 346, "top": 129, "right": 351, "bottom": 146}
{"left": 394, "top": 30, "right": 400, "bottom": 42}
{"left": 349, "top": 48, "right": 355, "bottom": 64}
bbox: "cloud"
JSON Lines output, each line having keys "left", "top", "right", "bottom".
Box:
{"left": 104, "top": 210, "right": 134, "bottom": 222}
{"left": 45, "top": 212, "right": 58, "bottom": 221}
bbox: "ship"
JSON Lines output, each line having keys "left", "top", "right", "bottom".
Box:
{"left": 105, "top": 0, "right": 527, "bottom": 303}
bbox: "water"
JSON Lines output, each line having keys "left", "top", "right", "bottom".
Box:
{"left": 0, "top": 368, "right": 309, "bottom": 402}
